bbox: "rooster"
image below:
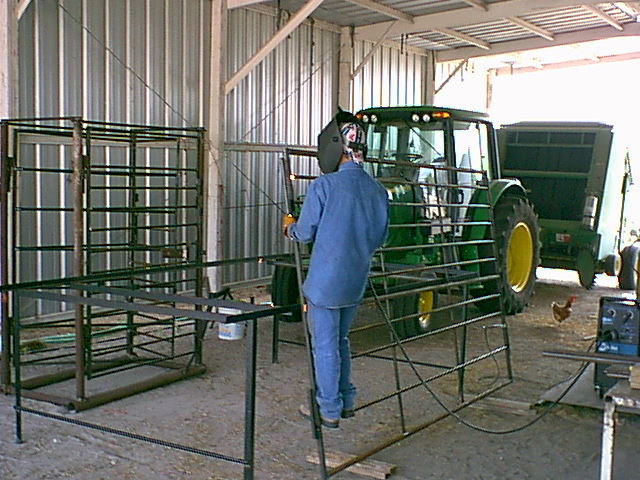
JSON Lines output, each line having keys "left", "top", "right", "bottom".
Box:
{"left": 551, "top": 295, "right": 577, "bottom": 323}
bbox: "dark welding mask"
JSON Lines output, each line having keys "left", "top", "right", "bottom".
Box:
{"left": 317, "top": 110, "right": 365, "bottom": 174}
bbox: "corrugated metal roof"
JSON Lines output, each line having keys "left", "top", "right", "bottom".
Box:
{"left": 258, "top": 1, "right": 640, "bottom": 59}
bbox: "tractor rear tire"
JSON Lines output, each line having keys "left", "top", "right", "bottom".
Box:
{"left": 271, "top": 265, "right": 302, "bottom": 322}
{"left": 478, "top": 195, "right": 539, "bottom": 315}
{"left": 391, "top": 290, "right": 436, "bottom": 339}
{"left": 618, "top": 245, "right": 640, "bottom": 290}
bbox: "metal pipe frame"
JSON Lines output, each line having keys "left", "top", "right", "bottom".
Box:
{"left": 11, "top": 284, "right": 293, "bottom": 479}
{"left": 0, "top": 117, "right": 206, "bottom": 396}
{"left": 275, "top": 146, "right": 513, "bottom": 478}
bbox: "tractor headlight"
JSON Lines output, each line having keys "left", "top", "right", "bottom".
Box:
{"left": 362, "top": 114, "right": 369, "bottom": 123}
{"left": 422, "top": 114, "right": 431, "bottom": 122}
{"left": 370, "top": 114, "right": 378, "bottom": 123}
{"left": 411, "top": 113, "right": 420, "bottom": 123}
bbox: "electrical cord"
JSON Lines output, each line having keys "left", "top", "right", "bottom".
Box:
{"left": 368, "top": 279, "right": 595, "bottom": 435}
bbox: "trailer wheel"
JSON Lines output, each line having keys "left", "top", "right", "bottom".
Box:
{"left": 618, "top": 245, "right": 640, "bottom": 290}
{"left": 391, "top": 290, "right": 435, "bottom": 339}
{"left": 604, "top": 254, "right": 621, "bottom": 276}
{"left": 478, "top": 195, "right": 539, "bottom": 314}
{"left": 271, "top": 265, "right": 302, "bottom": 322}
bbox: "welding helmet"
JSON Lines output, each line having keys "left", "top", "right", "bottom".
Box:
{"left": 317, "top": 110, "right": 367, "bottom": 174}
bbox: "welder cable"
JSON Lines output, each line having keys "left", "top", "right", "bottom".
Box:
{"left": 368, "top": 279, "right": 595, "bottom": 435}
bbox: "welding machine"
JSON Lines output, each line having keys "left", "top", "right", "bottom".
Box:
{"left": 594, "top": 296, "right": 640, "bottom": 396}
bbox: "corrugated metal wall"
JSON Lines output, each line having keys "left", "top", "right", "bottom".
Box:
{"left": 14, "top": 0, "right": 210, "bottom": 299}
{"left": 351, "top": 40, "right": 427, "bottom": 111}
{"left": 15, "top": 1, "right": 429, "bottom": 287}
{"left": 18, "top": 0, "right": 209, "bottom": 125}
{"left": 222, "top": 7, "right": 339, "bottom": 284}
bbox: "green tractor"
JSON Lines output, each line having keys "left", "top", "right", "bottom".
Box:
{"left": 271, "top": 106, "right": 540, "bottom": 334}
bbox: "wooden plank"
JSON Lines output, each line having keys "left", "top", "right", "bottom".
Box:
{"left": 470, "top": 397, "right": 536, "bottom": 416}
{"left": 306, "top": 451, "right": 395, "bottom": 479}
{"left": 630, "top": 364, "right": 640, "bottom": 390}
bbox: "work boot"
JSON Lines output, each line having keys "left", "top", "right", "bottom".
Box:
{"left": 299, "top": 403, "right": 339, "bottom": 429}
{"left": 341, "top": 408, "right": 355, "bottom": 419}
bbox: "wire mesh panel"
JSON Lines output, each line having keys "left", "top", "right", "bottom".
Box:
{"left": 0, "top": 118, "right": 205, "bottom": 401}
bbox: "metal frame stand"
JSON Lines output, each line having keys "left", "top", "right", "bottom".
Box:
{"left": 5, "top": 262, "right": 296, "bottom": 480}
{"left": 1, "top": 118, "right": 205, "bottom": 408}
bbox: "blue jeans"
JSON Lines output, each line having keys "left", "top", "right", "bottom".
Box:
{"left": 307, "top": 302, "right": 358, "bottom": 420}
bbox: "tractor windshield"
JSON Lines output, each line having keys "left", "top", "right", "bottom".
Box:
{"left": 365, "top": 121, "right": 446, "bottom": 179}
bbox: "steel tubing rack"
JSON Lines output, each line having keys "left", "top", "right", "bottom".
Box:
{"left": 0, "top": 118, "right": 205, "bottom": 406}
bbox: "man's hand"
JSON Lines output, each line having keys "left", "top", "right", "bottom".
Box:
{"left": 282, "top": 214, "right": 296, "bottom": 237}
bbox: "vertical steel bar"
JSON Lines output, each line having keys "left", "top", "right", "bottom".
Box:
{"left": 379, "top": 254, "right": 406, "bottom": 433}
{"left": 243, "top": 318, "right": 257, "bottom": 480}
{"left": 194, "top": 131, "right": 206, "bottom": 365}
{"left": 72, "top": 119, "right": 86, "bottom": 400}
{"left": 457, "top": 285, "right": 469, "bottom": 403}
{"left": 126, "top": 133, "right": 137, "bottom": 356}
{"left": 12, "top": 290, "right": 22, "bottom": 443}
{"left": 271, "top": 313, "right": 280, "bottom": 364}
{"left": 85, "top": 128, "right": 94, "bottom": 377}
{"left": 483, "top": 163, "right": 513, "bottom": 381}
{"left": 280, "top": 152, "right": 327, "bottom": 479}
{"left": 1, "top": 122, "right": 10, "bottom": 386}
{"left": 599, "top": 398, "right": 616, "bottom": 480}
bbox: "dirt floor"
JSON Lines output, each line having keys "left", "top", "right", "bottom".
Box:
{"left": 1, "top": 268, "right": 640, "bottom": 480}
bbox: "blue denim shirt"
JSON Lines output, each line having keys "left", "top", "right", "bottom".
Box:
{"left": 288, "top": 161, "right": 389, "bottom": 307}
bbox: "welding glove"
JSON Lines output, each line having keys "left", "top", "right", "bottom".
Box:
{"left": 282, "top": 214, "right": 296, "bottom": 238}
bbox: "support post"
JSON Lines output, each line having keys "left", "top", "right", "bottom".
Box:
{"left": 338, "top": 27, "right": 353, "bottom": 109}
{"left": 0, "top": 0, "right": 19, "bottom": 386}
{"left": 207, "top": 0, "right": 227, "bottom": 292}
{"left": 424, "top": 51, "right": 436, "bottom": 105}
{"left": 72, "top": 119, "right": 86, "bottom": 401}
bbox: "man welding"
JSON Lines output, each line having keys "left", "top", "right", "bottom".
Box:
{"left": 283, "top": 110, "right": 389, "bottom": 428}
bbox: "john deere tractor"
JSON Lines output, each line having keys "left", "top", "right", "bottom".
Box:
{"left": 271, "top": 106, "right": 540, "bottom": 333}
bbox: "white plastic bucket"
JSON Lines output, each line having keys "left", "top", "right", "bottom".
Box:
{"left": 217, "top": 307, "right": 245, "bottom": 340}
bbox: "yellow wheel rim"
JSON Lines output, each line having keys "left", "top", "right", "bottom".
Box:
{"left": 417, "top": 291, "right": 434, "bottom": 331}
{"left": 507, "top": 221, "right": 533, "bottom": 293}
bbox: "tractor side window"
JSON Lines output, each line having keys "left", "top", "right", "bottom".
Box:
{"left": 453, "top": 121, "right": 490, "bottom": 188}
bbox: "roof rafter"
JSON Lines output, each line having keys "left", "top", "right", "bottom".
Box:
{"left": 583, "top": 4, "right": 625, "bottom": 31}
{"left": 228, "top": 0, "right": 269, "bottom": 9}
{"left": 460, "top": 0, "right": 489, "bottom": 11}
{"left": 436, "top": 21, "right": 640, "bottom": 61}
{"left": 506, "top": 16, "right": 555, "bottom": 41}
{"left": 613, "top": 2, "right": 640, "bottom": 19}
{"left": 356, "top": 0, "right": 607, "bottom": 42}
{"left": 433, "top": 27, "right": 491, "bottom": 49}
{"left": 493, "top": 51, "right": 640, "bottom": 76}
{"left": 343, "top": 0, "right": 414, "bottom": 23}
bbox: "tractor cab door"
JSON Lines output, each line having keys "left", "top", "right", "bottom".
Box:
{"left": 450, "top": 120, "right": 493, "bottom": 235}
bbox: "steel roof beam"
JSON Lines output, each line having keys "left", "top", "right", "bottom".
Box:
{"left": 506, "top": 16, "right": 555, "bottom": 41}
{"left": 228, "top": 0, "right": 270, "bottom": 9}
{"left": 460, "top": 0, "right": 489, "bottom": 10}
{"left": 613, "top": 2, "right": 640, "bottom": 19}
{"left": 225, "top": 0, "right": 324, "bottom": 94}
{"left": 436, "top": 21, "right": 640, "bottom": 61}
{"left": 356, "top": 0, "right": 607, "bottom": 41}
{"left": 433, "top": 27, "right": 490, "bottom": 49}
{"left": 344, "top": 0, "right": 414, "bottom": 23}
{"left": 493, "top": 50, "right": 640, "bottom": 75}
{"left": 16, "top": 0, "right": 32, "bottom": 20}
{"left": 583, "top": 4, "right": 624, "bottom": 30}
